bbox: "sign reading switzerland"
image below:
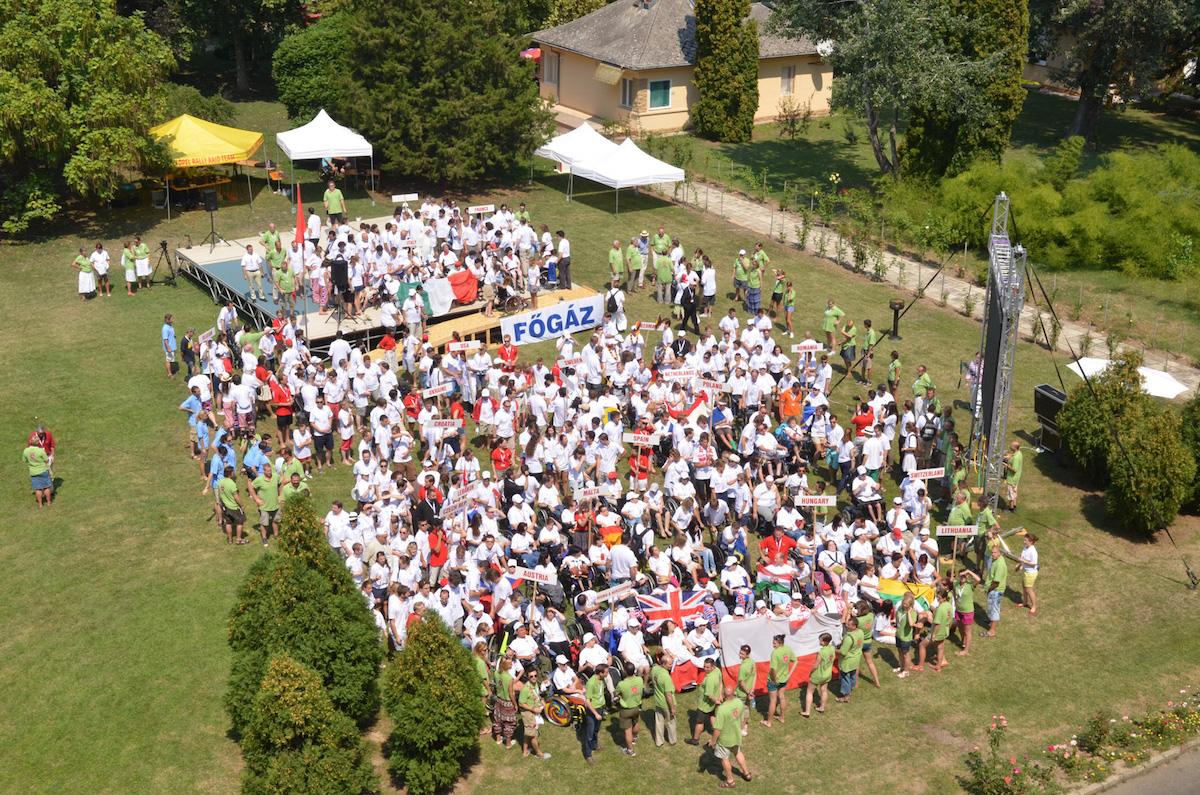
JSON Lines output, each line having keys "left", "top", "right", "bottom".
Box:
{"left": 501, "top": 294, "right": 604, "bottom": 345}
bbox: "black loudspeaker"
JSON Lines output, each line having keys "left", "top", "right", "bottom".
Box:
{"left": 1038, "top": 425, "right": 1062, "bottom": 452}
{"left": 330, "top": 258, "right": 349, "bottom": 291}
{"left": 202, "top": 189, "right": 218, "bottom": 212}
{"left": 1033, "top": 384, "right": 1067, "bottom": 428}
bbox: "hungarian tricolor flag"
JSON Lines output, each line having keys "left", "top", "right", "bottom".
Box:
{"left": 715, "top": 613, "right": 845, "bottom": 695}
{"left": 877, "top": 578, "right": 935, "bottom": 612}
{"left": 754, "top": 563, "right": 792, "bottom": 598}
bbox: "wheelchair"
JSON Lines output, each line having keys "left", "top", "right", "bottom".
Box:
{"left": 543, "top": 692, "right": 587, "bottom": 726}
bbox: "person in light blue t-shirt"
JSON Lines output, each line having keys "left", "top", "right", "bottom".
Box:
{"left": 162, "top": 314, "right": 177, "bottom": 380}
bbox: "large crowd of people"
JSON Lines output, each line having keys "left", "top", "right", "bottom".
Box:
{"left": 54, "top": 196, "right": 1043, "bottom": 778}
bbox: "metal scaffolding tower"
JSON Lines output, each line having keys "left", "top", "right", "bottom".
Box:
{"left": 971, "top": 193, "right": 1027, "bottom": 510}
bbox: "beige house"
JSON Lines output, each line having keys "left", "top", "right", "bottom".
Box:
{"left": 532, "top": 0, "right": 832, "bottom": 133}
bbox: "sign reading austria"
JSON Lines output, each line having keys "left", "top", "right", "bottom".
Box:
{"left": 501, "top": 295, "right": 604, "bottom": 346}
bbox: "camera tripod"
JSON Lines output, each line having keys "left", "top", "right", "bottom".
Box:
{"left": 152, "top": 240, "right": 178, "bottom": 288}
{"left": 200, "top": 209, "right": 229, "bottom": 253}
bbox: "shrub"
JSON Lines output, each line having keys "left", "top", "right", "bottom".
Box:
{"left": 1106, "top": 405, "right": 1196, "bottom": 535}
{"left": 241, "top": 654, "right": 377, "bottom": 795}
{"left": 959, "top": 720, "right": 1059, "bottom": 795}
{"left": 225, "top": 499, "right": 383, "bottom": 735}
{"left": 161, "top": 83, "right": 236, "bottom": 126}
{"left": 384, "top": 616, "right": 486, "bottom": 795}
{"left": 1057, "top": 350, "right": 1152, "bottom": 484}
{"left": 273, "top": 16, "right": 351, "bottom": 120}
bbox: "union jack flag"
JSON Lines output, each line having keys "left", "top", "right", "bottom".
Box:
{"left": 636, "top": 590, "right": 708, "bottom": 631}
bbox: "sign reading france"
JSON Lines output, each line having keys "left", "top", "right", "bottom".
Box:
{"left": 500, "top": 294, "right": 605, "bottom": 346}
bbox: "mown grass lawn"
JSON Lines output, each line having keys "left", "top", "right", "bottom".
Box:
{"left": 0, "top": 99, "right": 1197, "bottom": 794}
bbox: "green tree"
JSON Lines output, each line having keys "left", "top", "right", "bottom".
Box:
{"left": 385, "top": 616, "right": 486, "bottom": 795}
{"left": 692, "top": 0, "right": 760, "bottom": 143}
{"left": 903, "top": 0, "right": 1030, "bottom": 177}
{"left": 160, "top": 83, "right": 237, "bottom": 126}
{"left": 273, "top": 15, "right": 351, "bottom": 120}
{"left": 338, "top": 0, "right": 555, "bottom": 185}
{"left": 277, "top": 494, "right": 357, "bottom": 596}
{"left": 0, "top": 0, "right": 175, "bottom": 233}
{"left": 545, "top": 0, "right": 606, "bottom": 27}
{"left": 1106, "top": 407, "right": 1196, "bottom": 536}
{"left": 1057, "top": 349, "right": 1153, "bottom": 484}
{"left": 241, "top": 654, "right": 377, "bottom": 795}
{"left": 1178, "top": 392, "right": 1200, "bottom": 505}
{"left": 181, "top": 0, "right": 301, "bottom": 94}
{"left": 226, "top": 496, "right": 383, "bottom": 734}
{"left": 1034, "top": 0, "right": 1200, "bottom": 142}
{"left": 768, "top": 0, "right": 1002, "bottom": 177}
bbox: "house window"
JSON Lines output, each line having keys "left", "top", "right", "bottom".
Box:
{"left": 648, "top": 79, "right": 671, "bottom": 109}
{"left": 781, "top": 65, "right": 795, "bottom": 96}
{"left": 620, "top": 78, "right": 634, "bottom": 109}
{"left": 545, "top": 52, "right": 560, "bottom": 86}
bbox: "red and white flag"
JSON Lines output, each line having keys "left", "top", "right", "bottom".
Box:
{"left": 715, "top": 613, "right": 844, "bottom": 695}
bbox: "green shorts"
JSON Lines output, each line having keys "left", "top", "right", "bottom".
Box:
{"left": 618, "top": 706, "right": 640, "bottom": 729}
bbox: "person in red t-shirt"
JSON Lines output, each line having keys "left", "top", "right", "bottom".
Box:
{"left": 449, "top": 399, "right": 467, "bottom": 448}
{"left": 498, "top": 336, "right": 519, "bottom": 372}
{"left": 850, "top": 402, "right": 875, "bottom": 440}
{"left": 270, "top": 378, "right": 294, "bottom": 448}
{"left": 28, "top": 426, "right": 55, "bottom": 457}
{"left": 491, "top": 440, "right": 514, "bottom": 476}
{"left": 403, "top": 391, "right": 422, "bottom": 431}
{"left": 427, "top": 525, "right": 450, "bottom": 585}
{"left": 628, "top": 448, "right": 654, "bottom": 491}
{"left": 760, "top": 525, "right": 797, "bottom": 562}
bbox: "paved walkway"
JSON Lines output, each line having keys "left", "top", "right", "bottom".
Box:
{"left": 657, "top": 179, "right": 1198, "bottom": 398}
{"left": 1102, "top": 746, "right": 1200, "bottom": 794}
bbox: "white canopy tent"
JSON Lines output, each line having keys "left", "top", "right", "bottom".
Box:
{"left": 533, "top": 122, "right": 620, "bottom": 200}
{"left": 1066, "top": 357, "right": 1190, "bottom": 399}
{"left": 275, "top": 109, "right": 375, "bottom": 207}
{"left": 568, "top": 138, "right": 686, "bottom": 214}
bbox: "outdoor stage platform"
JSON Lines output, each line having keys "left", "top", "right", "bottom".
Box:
{"left": 172, "top": 216, "right": 597, "bottom": 355}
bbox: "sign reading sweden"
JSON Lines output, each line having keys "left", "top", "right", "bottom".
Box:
{"left": 500, "top": 294, "right": 605, "bottom": 345}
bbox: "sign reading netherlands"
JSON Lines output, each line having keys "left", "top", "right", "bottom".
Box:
{"left": 501, "top": 294, "right": 604, "bottom": 345}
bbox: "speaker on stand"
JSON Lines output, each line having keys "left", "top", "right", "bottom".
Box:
{"left": 199, "top": 189, "right": 228, "bottom": 252}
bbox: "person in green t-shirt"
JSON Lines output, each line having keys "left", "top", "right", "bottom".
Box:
{"left": 710, "top": 685, "right": 752, "bottom": 786}
{"left": 947, "top": 492, "right": 973, "bottom": 528}
{"left": 918, "top": 586, "right": 952, "bottom": 672}
{"left": 517, "top": 669, "right": 550, "bottom": 759}
{"left": 259, "top": 222, "right": 280, "bottom": 253}
{"left": 322, "top": 181, "right": 346, "bottom": 223}
{"left": 24, "top": 443, "right": 52, "bottom": 506}
{"left": 887, "top": 350, "right": 902, "bottom": 398}
{"left": 133, "top": 236, "right": 151, "bottom": 291}
{"left": 733, "top": 251, "right": 750, "bottom": 303}
{"left": 952, "top": 569, "right": 982, "bottom": 657}
{"left": 279, "top": 471, "right": 310, "bottom": 505}
{"left": 744, "top": 257, "right": 762, "bottom": 312}
{"left": 607, "top": 239, "right": 624, "bottom": 283}
{"left": 249, "top": 463, "right": 282, "bottom": 545}
{"left": 762, "top": 634, "right": 797, "bottom": 727}
{"left": 835, "top": 616, "right": 864, "bottom": 702}
{"left": 1002, "top": 440, "right": 1023, "bottom": 511}
{"left": 655, "top": 248, "right": 675, "bottom": 305}
{"left": 624, "top": 238, "right": 640, "bottom": 294}
{"left": 582, "top": 663, "right": 608, "bottom": 762}
{"left": 217, "top": 466, "right": 246, "bottom": 544}
{"left": 73, "top": 247, "right": 96, "bottom": 300}
{"left": 839, "top": 318, "right": 858, "bottom": 369}
{"left": 823, "top": 299, "right": 845, "bottom": 351}
{"left": 734, "top": 645, "right": 757, "bottom": 736}
{"left": 615, "top": 670, "right": 643, "bottom": 756}
{"left": 121, "top": 241, "right": 137, "bottom": 296}
{"left": 686, "top": 658, "right": 723, "bottom": 745}
{"left": 650, "top": 651, "right": 677, "bottom": 747}
{"left": 894, "top": 593, "right": 923, "bottom": 678}
{"left": 803, "top": 633, "right": 835, "bottom": 716}
{"left": 983, "top": 545, "right": 1007, "bottom": 637}
{"left": 860, "top": 319, "right": 879, "bottom": 382}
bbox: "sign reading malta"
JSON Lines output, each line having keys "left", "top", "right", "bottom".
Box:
{"left": 501, "top": 294, "right": 604, "bottom": 345}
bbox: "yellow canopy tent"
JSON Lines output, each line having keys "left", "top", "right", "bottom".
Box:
{"left": 149, "top": 114, "right": 264, "bottom": 219}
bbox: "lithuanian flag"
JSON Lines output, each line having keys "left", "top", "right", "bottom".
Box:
{"left": 877, "top": 579, "right": 935, "bottom": 612}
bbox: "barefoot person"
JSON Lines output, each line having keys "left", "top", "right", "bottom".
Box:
{"left": 981, "top": 545, "right": 1007, "bottom": 638}
{"left": 1018, "top": 533, "right": 1039, "bottom": 615}
{"left": 852, "top": 601, "right": 882, "bottom": 688}
{"left": 711, "top": 684, "right": 752, "bottom": 788}
{"left": 918, "top": 585, "right": 951, "bottom": 672}
{"left": 802, "top": 633, "right": 834, "bottom": 717}
{"left": 761, "top": 634, "right": 797, "bottom": 727}
{"left": 952, "top": 569, "right": 982, "bottom": 656}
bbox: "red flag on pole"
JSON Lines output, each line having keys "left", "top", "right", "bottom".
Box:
{"left": 294, "top": 185, "right": 305, "bottom": 246}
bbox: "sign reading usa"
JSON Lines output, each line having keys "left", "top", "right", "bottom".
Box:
{"left": 501, "top": 295, "right": 604, "bottom": 346}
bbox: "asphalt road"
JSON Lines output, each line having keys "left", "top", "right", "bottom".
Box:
{"left": 1104, "top": 747, "right": 1200, "bottom": 794}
